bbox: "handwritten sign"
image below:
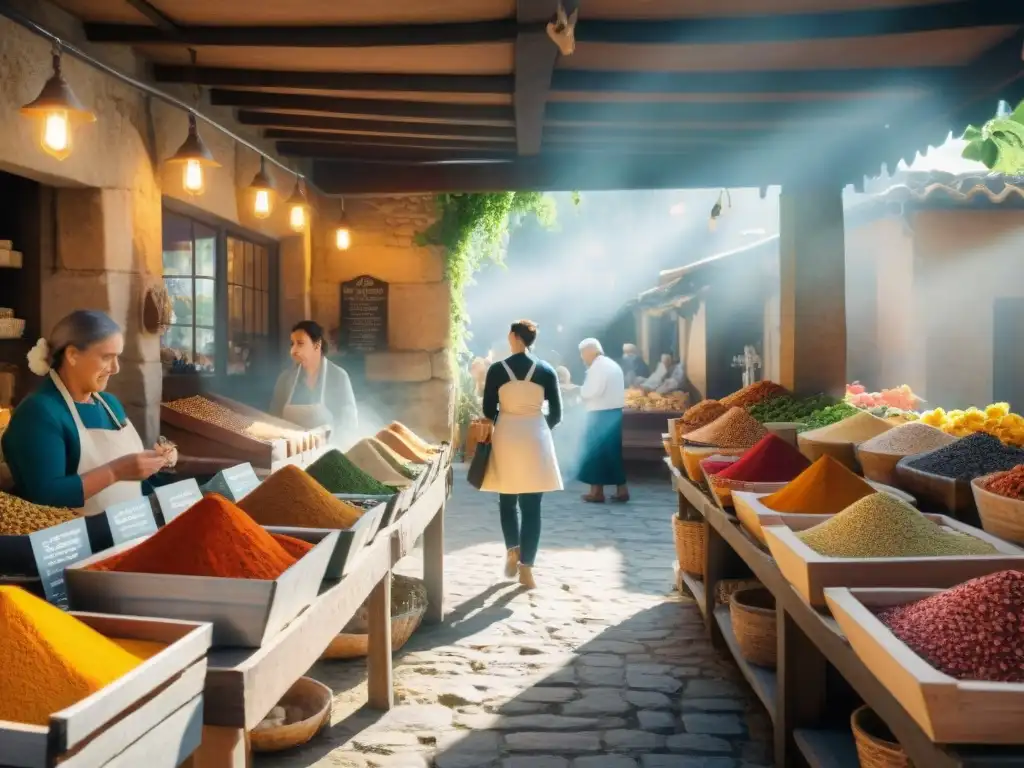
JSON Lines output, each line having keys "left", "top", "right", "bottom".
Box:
{"left": 339, "top": 275, "right": 388, "bottom": 353}
{"left": 87, "top": 496, "right": 159, "bottom": 551}
{"left": 203, "top": 463, "right": 260, "bottom": 502}
{"left": 29, "top": 518, "right": 91, "bottom": 608}
{"left": 153, "top": 478, "right": 203, "bottom": 524}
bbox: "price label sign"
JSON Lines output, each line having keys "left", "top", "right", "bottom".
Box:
{"left": 29, "top": 518, "right": 91, "bottom": 608}
{"left": 153, "top": 478, "right": 203, "bottom": 524}
{"left": 203, "top": 463, "right": 260, "bottom": 502}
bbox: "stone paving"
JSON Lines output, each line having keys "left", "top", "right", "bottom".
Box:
{"left": 258, "top": 466, "right": 773, "bottom": 768}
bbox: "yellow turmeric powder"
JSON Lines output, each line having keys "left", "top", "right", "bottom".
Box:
{"left": 760, "top": 455, "right": 875, "bottom": 514}
{"left": 112, "top": 638, "right": 167, "bottom": 660}
{"left": 0, "top": 586, "right": 147, "bottom": 725}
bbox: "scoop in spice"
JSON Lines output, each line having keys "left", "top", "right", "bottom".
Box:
{"left": 239, "top": 464, "right": 363, "bottom": 529}
{"left": 306, "top": 449, "right": 396, "bottom": 495}
{"left": 859, "top": 421, "right": 958, "bottom": 456}
{"left": 716, "top": 434, "right": 810, "bottom": 483}
{"left": 906, "top": 432, "right": 1024, "bottom": 482}
{"left": 761, "top": 456, "right": 875, "bottom": 514}
{"left": 877, "top": 570, "right": 1024, "bottom": 682}
{"left": 683, "top": 407, "right": 768, "bottom": 449}
{"left": 796, "top": 492, "right": 998, "bottom": 558}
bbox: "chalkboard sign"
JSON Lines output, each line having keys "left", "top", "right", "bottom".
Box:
{"left": 29, "top": 518, "right": 91, "bottom": 608}
{"left": 339, "top": 275, "right": 388, "bottom": 353}
{"left": 203, "top": 463, "right": 260, "bottom": 502}
{"left": 87, "top": 496, "right": 159, "bottom": 551}
{"left": 152, "top": 478, "right": 203, "bottom": 524}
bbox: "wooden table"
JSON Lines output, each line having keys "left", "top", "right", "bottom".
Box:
{"left": 185, "top": 462, "right": 449, "bottom": 768}
{"left": 667, "top": 460, "right": 1024, "bottom": 768}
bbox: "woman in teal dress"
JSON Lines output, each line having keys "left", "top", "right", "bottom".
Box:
{"left": 1, "top": 311, "right": 170, "bottom": 513}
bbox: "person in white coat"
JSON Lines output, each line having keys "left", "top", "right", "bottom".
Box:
{"left": 577, "top": 338, "right": 629, "bottom": 503}
{"left": 479, "top": 320, "right": 563, "bottom": 589}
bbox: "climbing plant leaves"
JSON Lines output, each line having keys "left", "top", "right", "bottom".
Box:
{"left": 961, "top": 100, "right": 1024, "bottom": 173}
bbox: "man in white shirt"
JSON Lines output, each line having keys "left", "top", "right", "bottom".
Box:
{"left": 577, "top": 338, "right": 629, "bottom": 503}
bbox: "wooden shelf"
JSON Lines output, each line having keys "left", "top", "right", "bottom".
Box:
{"left": 678, "top": 565, "right": 707, "bottom": 620}
{"left": 713, "top": 604, "right": 777, "bottom": 722}
{"left": 794, "top": 728, "right": 860, "bottom": 768}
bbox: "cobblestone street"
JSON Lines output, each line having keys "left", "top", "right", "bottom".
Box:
{"left": 259, "top": 467, "right": 773, "bottom": 768}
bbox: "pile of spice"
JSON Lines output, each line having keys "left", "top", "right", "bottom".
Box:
{"left": 306, "top": 449, "right": 396, "bottom": 495}
{"left": 905, "top": 433, "right": 1024, "bottom": 482}
{"left": 877, "top": 570, "right": 1024, "bottom": 682}
{"left": 376, "top": 429, "right": 431, "bottom": 463}
{"left": 796, "top": 493, "right": 997, "bottom": 558}
{"left": 761, "top": 456, "right": 875, "bottom": 514}
{"left": 0, "top": 491, "right": 78, "bottom": 535}
{"left": 799, "top": 410, "right": 893, "bottom": 445}
{"left": 674, "top": 400, "right": 729, "bottom": 437}
{"left": 683, "top": 407, "right": 768, "bottom": 449}
{"left": 347, "top": 440, "right": 411, "bottom": 487}
{"left": 981, "top": 465, "right": 1024, "bottom": 501}
{"left": 89, "top": 494, "right": 314, "bottom": 580}
{"left": 0, "top": 586, "right": 149, "bottom": 725}
{"left": 700, "top": 458, "right": 738, "bottom": 477}
{"left": 746, "top": 394, "right": 835, "bottom": 424}
{"left": 859, "top": 421, "right": 958, "bottom": 456}
{"left": 239, "top": 464, "right": 363, "bottom": 529}
{"left": 389, "top": 421, "right": 439, "bottom": 454}
{"left": 719, "top": 381, "right": 789, "bottom": 409}
{"left": 797, "top": 402, "right": 861, "bottom": 432}
{"left": 714, "top": 434, "right": 811, "bottom": 484}
{"left": 369, "top": 437, "right": 425, "bottom": 480}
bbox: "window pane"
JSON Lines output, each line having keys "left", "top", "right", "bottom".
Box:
{"left": 165, "top": 277, "right": 194, "bottom": 324}
{"left": 195, "top": 279, "right": 215, "bottom": 327}
{"left": 162, "top": 214, "right": 192, "bottom": 276}
{"left": 244, "top": 243, "right": 255, "bottom": 287}
{"left": 227, "top": 237, "right": 240, "bottom": 284}
{"left": 194, "top": 223, "right": 216, "bottom": 277}
{"left": 195, "top": 328, "right": 216, "bottom": 372}
{"left": 244, "top": 288, "right": 255, "bottom": 333}
{"left": 229, "top": 285, "right": 244, "bottom": 333}
{"left": 162, "top": 326, "right": 193, "bottom": 363}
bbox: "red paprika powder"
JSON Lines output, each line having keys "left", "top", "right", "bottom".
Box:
{"left": 90, "top": 494, "right": 307, "bottom": 580}
{"left": 716, "top": 434, "right": 810, "bottom": 483}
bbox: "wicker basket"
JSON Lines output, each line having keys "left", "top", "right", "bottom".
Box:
{"left": 851, "top": 706, "right": 912, "bottom": 768}
{"left": 673, "top": 514, "right": 705, "bottom": 577}
{"left": 321, "top": 574, "right": 428, "bottom": 660}
{"left": 972, "top": 476, "right": 1024, "bottom": 544}
{"left": 729, "top": 587, "right": 777, "bottom": 668}
{"left": 0, "top": 318, "right": 25, "bottom": 340}
{"left": 682, "top": 445, "right": 745, "bottom": 483}
{"left": 250, "top": 677, "right": 333, "bottom": 753}
{"left": 715, "top": 578, "right": 761, "bottom": 605}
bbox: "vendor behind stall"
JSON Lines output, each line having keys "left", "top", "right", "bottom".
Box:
{"left": 1, "top": 311, "right": 172, "bottom": 513}
{"left": 270, "top": 321, "right": 358, "bottom": 445}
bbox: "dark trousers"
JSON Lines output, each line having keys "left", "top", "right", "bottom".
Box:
{"left": 499, "top": 493, "right": 542, "bottom": 567}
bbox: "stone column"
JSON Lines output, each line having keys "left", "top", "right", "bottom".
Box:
{"left": 279, "top": 232, "right": 311, "bottom": 345}
{"left": 777, "top": 183, "right": 847, "bottom": 398}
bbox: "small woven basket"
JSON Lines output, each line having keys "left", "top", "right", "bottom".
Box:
{"left": 250, "top": 677, "right": 332, "bottom": 753}
{"left": 851, "top": 706, "right": 912, "bottom": 768}
{"left": 972, "top": 476, "right": 1024, "bottom": 544}
{"left": 0, "top": 318, "right": 25, "bottom": 340}
{"left": 715, "top": 578, "right": 762, "bottom": 606}
{"left": 672, "top": 514, "right": 705, "bottom": 577}
{"left": 321, "top": 574, "right": 428, "bottom": 660}
{"left": 729, "top": 586, "right": 777, "bottom": 668}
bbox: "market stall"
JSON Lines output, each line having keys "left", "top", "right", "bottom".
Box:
{"left": 623, "top": 389, "right": 688, "bottom": 462}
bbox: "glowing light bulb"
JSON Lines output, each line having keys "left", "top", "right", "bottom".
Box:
{"left": 253, "top": 189, "right": 271, "bottom": 219}
{"left": 335, "top": 226, "right": 351, "bottom": 251}
{"left": 41, "top": 110, "right": 71, "bottom": 160}
{"left": 289, "top": 204, "right": 306, "bottom": 233}
{"left": 183, "top": 159, "right": 204, "bottom": 195}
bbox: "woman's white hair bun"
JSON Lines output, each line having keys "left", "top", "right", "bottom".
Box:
{"left": 26, "top": 338, "right": 52, "bottom": 376}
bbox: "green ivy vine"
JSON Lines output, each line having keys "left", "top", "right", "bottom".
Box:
{"left": 416, "top": 192, "right": 560, "bottom": 354}
{"left": 961, "top": 100, "right": 1024, "bottom": 173}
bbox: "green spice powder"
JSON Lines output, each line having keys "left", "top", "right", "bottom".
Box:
{"left": 306, "top": 449, "right": 395, "bottom": 495}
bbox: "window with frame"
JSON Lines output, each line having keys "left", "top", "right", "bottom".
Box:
{"left": 227, "top": 237, "right": 271, "bottom": 376}
{"left": 162, "top": 213, "right": 217, "bottom": 372}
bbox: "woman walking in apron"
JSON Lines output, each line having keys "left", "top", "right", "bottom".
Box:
{"left": 480, "top": 320, "right": 563, "bottom": 589}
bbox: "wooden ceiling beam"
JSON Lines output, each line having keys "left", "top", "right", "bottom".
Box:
{"left": 153, "top": 66, "right": 513, "bottom": 94}
{"left": 264, "top": 129, "right": 516, "bottom": 147}
{"left": 236, "top": 110, "right": 515, "bottom": 139}
{"left": 209, "top": 90, "right": 514, "bottom": 124}
{"left": 84, "top": 3, "right": 1022, "bottom": 46}
{"left": 122, "top": 0, "right": 179, "bottom": 35}
{"left": 513, "top": 0, "right": 562, "bottom": 156}
{"left": 276, "top": 141, "right": 514, "bottom": 161}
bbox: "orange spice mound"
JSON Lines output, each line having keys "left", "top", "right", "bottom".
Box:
{"left": 376, "top": 428, "right": 430, "bottom": 463}
{"left": 271, "top": 533, "right": 316, "bottom": 560}
{"left": 676, "top": 400, "right": 729, "bottom": 436}
{"left": 720, "top": 381, "right": 789, "bottom": 409}
{"left": 239, "top": 464, "right": 364, "bottom": 529}
{"left": 760, "top": 455, "right": 875, "bottom": 514}
{"left": 90, "top": 494, "right": 302, "bottom": 580}
{"left": 683, "top": 407, "right": 768, "bottom": 449}
{"left": 389, "top": 421, "right": 438, "bottom": 453}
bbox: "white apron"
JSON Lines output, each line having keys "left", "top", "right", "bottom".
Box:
{"left": 480, "top": 360, "right": 563, "bottom": 494}
{"left": 50, "top": 371, "right": 145, "bottom": 517}
{"left": 282, "top": 364, "right": 333, "bottom": 431}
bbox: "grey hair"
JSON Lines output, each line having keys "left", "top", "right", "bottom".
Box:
{"left": 49, "top": 310, "right": 122, "bottom": 369}
{"left": 578, "top": 338, "right": 603, "bottom": 355}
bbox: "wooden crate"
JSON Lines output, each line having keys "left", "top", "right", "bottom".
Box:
{"left": 65, "top": 531, "right": 338, "bottom": 647}
{"left": 763, "top": 518, "right": 1024, "bottom": 607}
{"left": 894, "top": 457, "right": 976, "bottom": 520}
{"left": 266, "top": 504, "right": 385, "bottom": 581}
{"left": 0, "top": 614, "right": 211, "bottom": 768}
{"left": 826, "top": 587, "right": 1024, "bottom": 744}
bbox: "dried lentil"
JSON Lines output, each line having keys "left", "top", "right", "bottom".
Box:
{"left": 165, "top": 396, "right": 302, "bottom": 444}
{"left": 982, "top": 465, "right": 1024, "bottom": 500}
{"left": 0, "top": 491, "right": 77, "bottom": 536}
{"left": 796, "top": 492, "right": 998, "bottom": 558}
{"left": 799, "top": 410, "right": 893, "bottom": 445}
{"left": 761, "top": 456, "right": 875, "bottom": 514}
{"left": 877, "top": 570, "right": 1024, "bottom": 682}
{"left": 683, "top": 407, "right": 768, "bottom": 449}
{"left": 859, "top": 421, "right": 958, "bottom": 455}
{"left": 906, "top": 432, "right": 1024, "bottom": 482}
{"left": 719, "top": 381, "right": 789, "bottom": 409}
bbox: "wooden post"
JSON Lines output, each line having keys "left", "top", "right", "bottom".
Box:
{"left": 367, "top": 572, "right": 394, "bottom": 711}
{"left": 423, "top": 505, "right": 445, "bottom": 624}
{"left": 778, "top": 182, "right": 847, "bottom": 398}
{"left": 776, "top": 608, "right": 828, "bottom": 767}
{"left": 185, "top": 726, "right": 250, "bottom": 768}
